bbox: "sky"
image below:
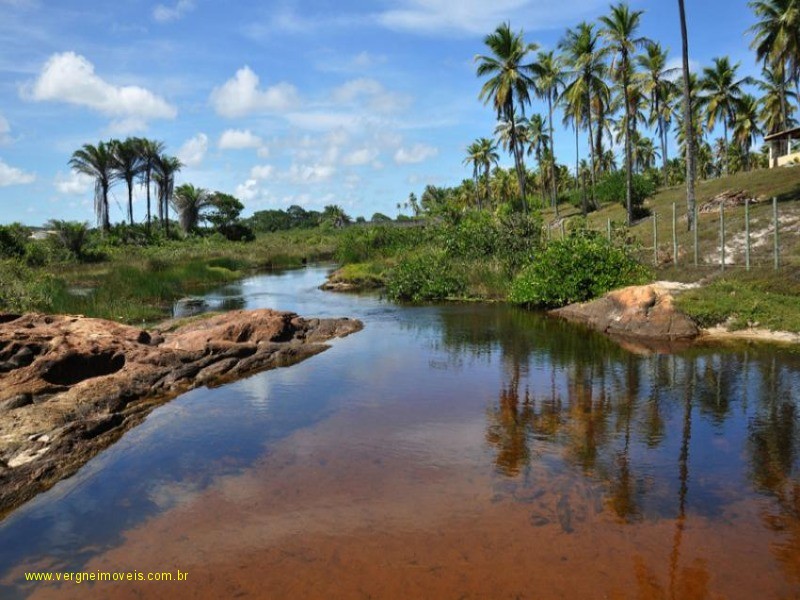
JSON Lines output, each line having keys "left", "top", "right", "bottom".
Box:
{"left": 0, "top": 0, "right": 765, "bottom": 226}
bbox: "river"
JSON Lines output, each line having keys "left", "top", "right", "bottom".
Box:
{"left": 0, "top": 265, "right": 798, "bottom": 599}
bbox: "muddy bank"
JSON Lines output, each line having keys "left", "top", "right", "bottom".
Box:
{"left": 0, "top": 310, "right": 362, "bottom": 518}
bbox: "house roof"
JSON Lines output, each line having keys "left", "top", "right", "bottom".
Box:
{"left": 764, "top": 126, "right": 800, "bottom": 142}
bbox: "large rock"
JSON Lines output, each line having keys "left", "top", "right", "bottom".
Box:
{"left": 551, "top": 283, "right": 699, "bottom": 351}
{"left": 0, "top": 310, "right": 362, "bottom": 517}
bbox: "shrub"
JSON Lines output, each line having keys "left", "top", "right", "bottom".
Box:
{"left": 509, "top": 229, "right": 651, "bottom": 309}
{"left": 595, "top": 171, "right": 656, "bottom": 218}
{"left": 217, "top": 223, "right": 256, "bottom": 242}
{"left": 0, "top": 224, "right": 28, "bottom": 259}
{"left": 386, "top": 251, "right": 466, "bottom": 301}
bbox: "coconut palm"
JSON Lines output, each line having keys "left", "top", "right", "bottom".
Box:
{"left": 463, "top": 140, "right": 485, "bottom": 209}
{"left": 632, "top": 132, "right": 660, "bottom": 172}
{"left": 734, "top": 94, "right": 763, "bottom": 170}
{"left": 69, "top": 141, "right": 118, "bottom": 232}
{"left": 677, "top": 0, "right": 698, "bottom": 230}
{"left": 599, "top": 2, "right": 650, "bottom": 226}
{"left": 637, "top": 42, "right": 680, "bottom": 185}
{"left": 153, "top": 154, "right": 183, "bottom": 236}
{"left": 560, "top": 22, "right": 609, "bottom": 212}
{"left": 530, "top": 50, "right": 564, "bottom": 213}
{"left": 475, "top": 137, "right": 500, "bottom": 209}
{"left": 172, "top": 183, "right": 211, "bottom": 234}
{"left": 476, "top": 22, "right": 539, "bottom": 211}
{"left": 110, "top": 138, "right": 143, "bottom": 226}
{"left": 697, "top": 57, "right": 754, "bottom": 174}
{"left": 523, "top": 114, "right": 550, "bottom": 203}
{"left": 134, "top": 138, "right": 165, "bottom": 231}
{"left": 759, "top": 64, "right": 798, "bottom": 134}
{"left": 749, "top": 0, "right": 800, "bottom": 125}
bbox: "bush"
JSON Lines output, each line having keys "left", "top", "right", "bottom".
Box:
{"left": 217, "top": 223, "right": 256, "bottom": 242}
{"left": 0, "top": 224, "right": 28, "bottom": 259}
{"left": 595, "top": 171, "right": 656, "bottom": 218}
{"left": 509, "top": 229, "right": 651, "bottom": 309}
{"left": 335, "top": 225, "right": 424, "bottom": 263}
{"left": 386, "top": 252, "right": 466, "bottom": 301}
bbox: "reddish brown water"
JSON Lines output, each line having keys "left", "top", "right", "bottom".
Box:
{"left": 1, "top": 267, "right": 798, "bottom": 599}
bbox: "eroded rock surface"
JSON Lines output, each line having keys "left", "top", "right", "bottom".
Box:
{"left": 551, "top": 283, "right": 699, "bottom": 353}
{"left": 0, "top": 310, "right": 362, "bottom": 517}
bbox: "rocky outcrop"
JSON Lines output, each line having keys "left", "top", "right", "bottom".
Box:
{"left": 551, "top": 283, "right": 700, "bottom": 353}
{"left": 0, "top": 310, "right": 362, "bottom": 517}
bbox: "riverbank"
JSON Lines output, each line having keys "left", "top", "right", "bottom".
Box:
{"left": 0, "top": 309, "right": 362, "bottom": 519}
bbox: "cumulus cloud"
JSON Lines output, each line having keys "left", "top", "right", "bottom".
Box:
{"left": 218, "top": 129, "right": 263, "bottom": 150}
{"left": 177, "top": 133, "right": 208, "bottom": 167}
{"left": 210, "top": 67, "right": 299, "bottom": 118}
{"left": 153, "top": 0, "right": 194, "bottom": 23}
{"left": 0, "top": 114, "right": 10, "bottom": 144}
{"left": 394, "top": 143, "right": 438, "bottom": 165}
{"left": 235, "top": 179, "right": 259, "bottom": 201}
{"left": 331, "top": 78, "right": 411, "bottom": 113}
{"left": 342, "top": 147, "right": 380, "bottom": 167}
{"left": 250, "top": 164, "right": 274, "bottom": 180}
{"left": 0, "top": 158, "right": 35, "bottom": 186}
{"left": 26, "top": 52, "right": 177, "bottom": 128}
{"left": 285, "top": 163, "right": 336, "bottom": 184}
{"left": 54, "top": 171, "right": 93, "bottom": 195}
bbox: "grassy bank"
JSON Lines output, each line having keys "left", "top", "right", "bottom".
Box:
{"left": 0, "top": 229, "right": 337, "bottom": 323}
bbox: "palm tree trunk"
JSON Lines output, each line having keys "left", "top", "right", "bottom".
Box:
{"left": 661, "top": 121, "right": 669, "bottom": 185}
{"left": 127, "top": 179, "right": 134, "bottom": 226}
{"left": 484, "top": 165, "right": 491, "bottom": 209}
{"left": 508, "top": 108, "right": 528, "bottom": 213}
{"left": 678, "top": 0, "right": 697, "bottom": 232}
{"left": 622, "top": 59, "right": 634, "bottom": 226}
{"left": 101, "top": 183, "right": 110, "bottom": 233}
{"left": 574, "top": 124, "right": 580, "bottom": 193}
{"left": 657, "top": 98, "right": 669, "bottom": 187}
{"left": 587, "top": 95, "right": 598, "bottom": 211}
{"left": 145, "top": 168, "right": 152, "bottom": 232}
{"left": 547, "top": 95, "right": 559, "bottom": 217}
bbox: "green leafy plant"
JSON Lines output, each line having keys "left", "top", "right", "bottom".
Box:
{"left": 386, "top": 252, "right": 466, "bottom": 301}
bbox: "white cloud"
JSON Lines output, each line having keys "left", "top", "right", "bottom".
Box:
{"left": 54, "top": 171, "right": 93, "bottom": 195}
{"left": 0, "top": 158, "right": 35, "bottom": 186}
{"left": 218, "top": 129, "right": 263, "bottom": 150}
{"left": 342, "top": 147, "right": 380, "bottom": 166}
{"left": 177, "top": 133, "right": 208, "bottom": 167}
{"left": 257, "top": 146, "right": 270, "bottom": 158}
{"left": 27, "top": 52, "right": 176, "bottom": 127}
{"left": 153, "top": 0, "right": 195, "bottom": 23}
{"left": 285, "top": 163, "right": 336, "bottom": 184}
{"left": 378, "top": 0, "right": 604, "bottom": 35}
{"left": 394, "top": 143, "right": 439, "bottom": 165}
{"left": 331, "top": 78, "right": 411, "bottom": 113}
{"left": 210, "top": 67, "right": 299, "bottom": 118}
{"left": 250, "top": 164, "right": 274, "bottom": 180}
{"left": 235, "top": 179, "right": 259, "bottom": 201}
{"left": 665, "top": 57, "right": 700, "bottom": 81}
{"left": 0, "top": 114, "right": 10, "bottom": 144}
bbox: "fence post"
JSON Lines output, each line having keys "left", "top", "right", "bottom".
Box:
{"left": 693, "top": 204, "right": 699, "bottom": 267}
{"left": 720, "top": 205, "right": 725, "bottom": 271}
{"left": 560, "top": 220, "right": 566, "bottom": 240}
{"left": 774, "top": 197, "right": 780, "bottom": 270}
{"left": 745, "top": 198, "right": 751, "bottom": 271}
{"left": 607, "top": 218, "right": 612, "bottom": 242}
{"left": 653, "top": 212, "right": 658, "bottom": 267}
{"left": 672, "top": 202, "right": 678, "bottom": 266}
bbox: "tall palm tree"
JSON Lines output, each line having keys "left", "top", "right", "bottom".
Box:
{"left": 734, "top": 94, "right": 763, "bottom": 170}
{"left": 637, "top": 42, "right": 680, "bottom": 186}
{"left": 530, "top": 50, "right": 564, "bottom": 213}
{"left": 476, "top": 22, "right": 538, "bottom": 211}
{"left": 749, "top": 0, "right": 800, "bottom": 127}
{"left": 153, "top": 154, "right": 183, "bottom": 236}
{"left": 599, "top": 2, "right": 649, "bottom": 226}
{"left": 523, "top": 114, "right": 550, "bottom": 203}
{"left": 697, "top": 57, "right": 754, "bottom": 174}
{"left": 678, "top": 0, "right": 697, "bottom": 230}
{"left": 172, "top": 183, "right": 212, "bottom": 234}
{"left": 463, "top": 140, "right": 483, "bottom": 209}
{"left": 561, "top": 22, "right": 608, "bottom": 212}
{"left": 476, "top": 137, "right": 500, "bottom": 209}
{"left": 69, "top": 141, "right": 117, "bottom": 232}
{"left": 134, "top": 138, "right": 165, "bottom": 232}
{"left": 632, "top": 131, "right": 660, "bottom": 172}
{"left": 759, "top": 64, "right": 798, "bottom": 134}
{"left": 110, "top": 138, "right": 142, "bottom": 226}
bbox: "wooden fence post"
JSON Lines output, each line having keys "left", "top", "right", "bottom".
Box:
{"left": 607, "top": 218, "right": 612, "bottom": 242}
{"left": 672, "top": 202, "right": 678, "bottom": 266}
{"left": 745, "top": 198, "right": 751, "bottom": 271}
{"left": 774, "top": 197, "right": 780, "bottom": 270}
{"left": 693, "top": 204, "right": 699, "bottom": 267}
{"left": 720, "top": 205, "right": 725, "bottom": 271}
{"left": 653, "top": 212, "right": 658, "bottom": 267}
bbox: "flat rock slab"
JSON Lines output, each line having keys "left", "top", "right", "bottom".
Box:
{"left": 0, "top": 309, "right": 362, "bottom": 518}
{"left": 550, "top": 284, "right": 700, "bottom": 353}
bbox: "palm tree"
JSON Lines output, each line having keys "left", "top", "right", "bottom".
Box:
{"left": 678, "top": 0, "right": 697, "bottom": 231}
{"left": 632, "top": 132, "right": 660, "bottom": 172}
{"left": 697, "top": 57, "right": 754, "bottom": 174}
{"left": 476, "top": 22, "right": 538, "bottom": 211}
{"left": 153, "top": 154, "right": 183, "bottom": 236}
{"left": 759, "top": 64, "right": 798, "bottom": 134}
{"left": 69, "top": 141, "right": 117, "bottom": 232}
{"left": 172, "top": 184, "right": 212, "bottom": 233}
{"left": 734, "top": 94, "right": 763, "bottom": 170}
{"left": 523, "top": 114, "right": 550, "bottom": 203}
{"left": 530, "top": 50, "right": 564, "bottom": 213}
{"left": 599, "top": 2, "right": 649, "bottom": 226}
{"left": 749, "top": 0, "right": 800, "bottom": 127}
{"left": 463, "top": 140, "right": 483, "bottom": 209}
{"left": 561, "top": 22, "right": 609, "bottom": 212}
{"left": 476, "top": 137, "right": 500, "bottom": 209}
{"left": 134, "top": 138, "right": 165, "bottom": 232}
{"left": 110, "top": 138, "right": 142, "bottom": 226}
{"left": 637, "top": 42, "right": 680, "bottom": 186}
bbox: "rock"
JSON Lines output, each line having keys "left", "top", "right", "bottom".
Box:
{"left": 0, "top": 309, "right": 362, "bottom": 518}
{"left": 551, "top": 283, "right": 699, "bottom": 352}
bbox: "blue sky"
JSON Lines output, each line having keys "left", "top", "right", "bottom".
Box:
{"left": 0, "top": 0, "right": 763, "bottom": 225}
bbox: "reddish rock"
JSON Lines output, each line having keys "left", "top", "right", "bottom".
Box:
{"left": 0, "top": 309, "right": 362, "bottom": 517}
